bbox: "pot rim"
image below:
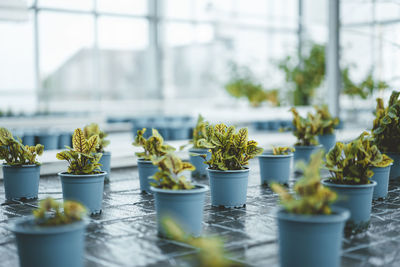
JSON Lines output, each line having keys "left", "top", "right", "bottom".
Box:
{"left": 294, "top": 144, "right": 323, "bottom": 150}
{"left": 100, "top": 151, "right": 111, "bottom": 155}
{"left": 318, "top": 133, "right": 336, "bottom": 137}
{"left": 277, "top": 206, "right": 350, "bottom": 223}
{"left": 258, "top": 152, "right": 293, "bottom": 158}
{"left": 137, "top": 158, "right": 153, "bottom": 163}
{"left": 7, "top": 215, "right": 88, "bottom": 235}
{"left": 2, "top": 164, "right": 40, "bottom": 168}
{"left": 189, "top": 147, "right": 210, "bottom": 152}
{"left": 371, "top": 163, "right": 393, "bottom": 169}
{"left": 150, "top": 183, "right": 209, "bottom": 194}
{"left": 58, "top": 171, "right": 107, "bottom": 178}
{"left": 321, "top": 178, "right": 377, "bottom": 188}
{"left": 206, "top": 167, "right": 250, "bottom": 173}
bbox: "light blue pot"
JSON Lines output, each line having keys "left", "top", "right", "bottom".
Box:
{"left": 151, "top": 184, "right": 208, "bottom": 237}
{"left": 294, "top": 145, "right": 323, "bottom": 165}
{"left": 59, "top": 172, "right": 106, "bottom": 215}
{"left": 317, "top": 133, "right": 336, "bottom": 153}
{"left": 207, "top": 167, "right": 249, "bottom": 208}
{"left": 189, "top": 148, "right": 211, "bottom": 179}
{"left": 277, "top": 207, "right": 349, "bottom": 267}
{"left": 322, "top": 179, "right": 376, "bottom": 231}
{"left": 371, "top": 165, "right": 392, "bottom": 200}
{"left": 2, "top": 164, "right": 40, "bottom": 200}
{"left": 37, "top": 133, "right": 59, "bottom": 150}
{"left": 386, "top": 152, "right": 400, "bottom": 180}
{"left": 58, "top": 132, "right": 72, "bottom": 149}
{"left": 22, "top": 132, "right": 36, "bottom": 146}
{"left": 137, "top": 159, "right": 159, "bottom": 193}
{"left": 8, "top": 216, "right": 87, "bottom": 267}
{"left": 258, "top": 152, "right": 293, "bottom": 185}
{"left": 168, "top": 127, "right": 190, "bottom": 140}
{"left": 99, "top": 151, "right": 111, "bottom": 181}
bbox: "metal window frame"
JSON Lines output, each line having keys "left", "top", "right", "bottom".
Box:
{"left": 20, "top": 0, "right": 301, "bottom": 110}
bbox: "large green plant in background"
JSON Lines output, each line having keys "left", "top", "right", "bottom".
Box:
{"left": 279, "top": 44, "right": 326, "bottom": 106}
{"left": 225, "top": 63, "right": 279, "bottom": 107}
{"left": 279, "top": 43, "right": 389, "bottom": 105}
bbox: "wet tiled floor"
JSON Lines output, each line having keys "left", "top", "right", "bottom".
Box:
{"left": 1, "top": 159, "right": 400, "bottom": 266}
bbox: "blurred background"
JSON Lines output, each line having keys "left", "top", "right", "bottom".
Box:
{"left": 0, "top": 0, "right": 399, "bottom": 154}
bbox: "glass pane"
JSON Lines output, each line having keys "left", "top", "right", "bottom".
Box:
{"left": 97, "top": 16, "right": 154, "bottom": 99}
{"left": 97, "top": 0, "right": 147, "bottom": 15}
{"left": 38, "top": 0, "right": 93, "bottom": 11}
{"left": 0, "top": 13, "right": 36, "bottom": 112}
{"left": 165, "top": 0, "right": 193, "bottom": 19}
{"left": 39, "top": 12, "right": 95, "bottom": 100}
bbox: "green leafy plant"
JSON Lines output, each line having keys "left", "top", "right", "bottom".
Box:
{"left": 342, "top": 68, "right": 389, "bottom": 99}
{"left": 279, "top": 43, "right": 389, "bottom": 105}
{"left": 271, "top": 151, "right": 337, "bottom": 215}
{"left": 132, "top": 128, "right": 175, "bottom": 161}
{"left": 225, "top": 63, "right": 279, "bottom": 107}
{"left": 372, "top": 91, "right": 400, "bottom": 153}
{"left": 198, "top": 124, "right": 263, "bottom": 170}
{"left": 190, "top": 114, "right": 211, "bottom": 149}
{"left": 0, "top": 127, "right": 44, "bottom": 166}
{"left": 150, "top": 153, "right": 195, "bottom": 190}
{"left": 33, "top": 197, "right": 86, "bottom": 226}
{"left": 313, "top": 105, "right": 340, "bottom": 135}
{"left": 83, "top": 123, "right": 110, "bottom": 153}
{"left": 325, "top": 132, "right": 393, "bottom": 185}
{"left": 272, "top": 146, "right": 295, "bottom": 155}
{"left": 56, "top": 128, "right": 102, "bottom": 175}
{"left": 279, "top": 44, "right": 325, "bottom": 106}
{"left": 290, "top": 107, "right": 319, "bottom": 146}
{"left": 162, "top": 217, "right": 240, "bottom": 267}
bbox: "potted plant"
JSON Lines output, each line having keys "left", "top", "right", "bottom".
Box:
{"left": 258, "top": 146, "right": 294, "bottom": 185}
{"left": 322, "top": 134, "right": 392, "bottom": 233}
{"left": 56, "top": 128, "right": 106, "bottom": 215}
{"left": 314, "top": 104, "right": 340, "bottom": 152}
{"left": 8, "top": 198, "right": 87, "bottom": 267}
{"left": 199, "top": 124, "right": 263, "bottom": 208}
{"left": 186, "top": 114, "right": 212, "bottom": 179}
{"left": 150, "top": 152, "right": 208, "bottom": 237}
{"left": 290, "top": 107, "right": 322, "bottom": 164}
{"left": 271, "top": 151, "right": 349, "bottom": 267}
{"left": 84, "top": 123, "right": 111, "bottom": 182}
{"left": 359, "top": 132, "right": 393, "bottom": 200}
{"left": 132, "top": 128, "right": 175, "bottom": 193}
{"left": 372, "top": 91, "right": 400, "bottom": 180}
{"left": 0, "top": 127, "right": 44, "bottom": 201}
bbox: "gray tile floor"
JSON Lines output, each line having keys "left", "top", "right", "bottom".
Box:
{"left": 1, "top": 160, "right": 400, "bottom": 266}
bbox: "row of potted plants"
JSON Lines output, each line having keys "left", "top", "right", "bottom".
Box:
{"left": 3, "top": 91, "right": 400, "bottom": 266}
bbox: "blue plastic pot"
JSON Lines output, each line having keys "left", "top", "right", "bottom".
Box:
{"left": 207, "top": 167, "right": 249, "bottom": 208}
{"left": 137, "top": 159, "right": 159, "bottom": 193}
{"left": 8, "top": 216, "right": 87, "bottom": 267}
{"left": 318, "top": 133, "right": 336, "bottom": 153}
{"left": 277, "top": 207, "right": 349, "bottom": 267}
{"left": 168, "top": 127, "right": 190, "bottom": 140}
{"left": 294, "top": 145, "right": 322, "bottom": 165}
{"left": 2, "top": 164, "right": 40, "bottom": 200}
{"left": 99, "top": 151, "right": 111, "bottom": 181}
{"left": 258, "top": 152, "right": 293, "bottom": 185}
{"left": 59, "top": 172, "right": 106, "bottom": 215}
{"left": 322, "top": 179, "right": 376, "bottom": 230}
{"left": 189, "top": 148, "right": 211, "bottom": 179}
{"left": 371, "top": 165, "right": 392, "bottom": 200}
{"left": 22, "top": 132, "right": 36, "bottom": 146}
{"left": 58, "top": 132, "right": 72, "bottom": 149}
{"left": 386, "top": 152, "right": 400, "bottom": 180}
{"left": 37, "top": 133, "right": 59, "bottom": 150}
{"left": 151, "top": 184, "right": 208, "bottom": 237}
